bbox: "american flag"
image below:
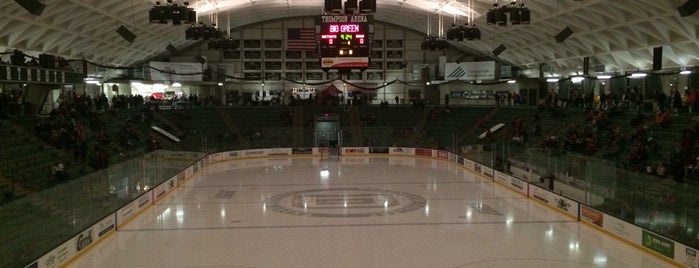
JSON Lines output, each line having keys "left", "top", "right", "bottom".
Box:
{"left": 286, "top": 28, "right": 316, "bottom": 51}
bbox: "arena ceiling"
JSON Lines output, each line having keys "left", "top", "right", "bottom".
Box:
{"left": 1, "top": 0, "right": 698, "bottom": 77}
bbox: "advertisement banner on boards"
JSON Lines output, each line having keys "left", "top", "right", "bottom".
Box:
{"left": 32, "top": 236, "right": 75, "bottom": 268}
{"left": 265, "top": 148, "right": 292, "bottom": 156}
{"left": 369, "top": 147, "right": 389, "bottom": 154}
{"left": 529, "top": 185, "right": 578, "bottom": 218}
{"left": 154, "top": 177, "right": 178, "bottom": 201}
{"left": 390, "top": 147, "right": 413, "bottom": 155}
{"left": 462, "top": 158, "right": 475, "bottom": 170}
{"left": 642, "top": 230, "right": 675, "bottom": 259}
{"left": 580, "top": 205, "right": 604, "bottom": 227}
{"left": 494, "top": 170, "right": 509, "bottom": 184}
{"left": 679, "top": 245, "right": 698, "bottom": 268}
{"left": 292, "top": 148, "right": 313, "bottom": 155}
{"left": 481, "top": 166, "right": 494, "bottom": 178}
{"left": 414, "top": 148, "right": 433, "bottom": 157}
{"left": 343, "top": 147, "right": 367, "bottom": 155}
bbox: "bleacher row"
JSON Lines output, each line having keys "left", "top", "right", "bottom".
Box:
{"left": 0, "top": 104, "right": 697, "bottom": 204}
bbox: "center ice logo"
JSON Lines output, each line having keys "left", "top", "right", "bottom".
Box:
{"left": 266, "top": 188, "right": 426, "bottom": 217}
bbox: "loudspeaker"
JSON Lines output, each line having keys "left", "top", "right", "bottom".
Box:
{"left": 166, "top": 44, "right": 180, "bottom": 55}
{"left": 344, "top": 0, "right": 357, "bottom": 13}
{"left": 653, "top": 46, "right": 663, "bottom": 71}
{"left": 492, "top": 44, "right": 506, "bottom": 57}
{"left": 195, "top": 55, "right": 206, "bottom": 64}
{"left": 14, "top": 0, "right": 45, "bottom": 16}
{"left": 678, "top": 0, "right": 699, "bottom": 17}
{"left": 554, "top": 26, "right": 574, "bottom": 43}
{"left": 116, "top": 25, "right": 136, "bottom": 43}
{"left": 324, "top": 0, "right": 342, "bottom": 12}
{"left": 359, "top": 0, "right": 375, "bottom": 13}
{"left": 583, "top": 56, "right": 590, "bottom": 75}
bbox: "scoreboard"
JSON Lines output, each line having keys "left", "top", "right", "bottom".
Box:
{"left": 316, "top": 15, "right": 373, "bottom": 69}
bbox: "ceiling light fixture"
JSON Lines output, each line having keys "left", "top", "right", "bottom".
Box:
{"left": 149, "top": 0, "right": 196, "bottom": 25}
{"left": 486, "top": 0, "right": 530, "bottom": 26}
{"left": 630, "top": 72, "right": 647, "bottom": 78}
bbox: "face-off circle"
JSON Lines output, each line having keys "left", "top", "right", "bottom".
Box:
{"left": 266, "top": 188, "right": 426, "bottom": 217}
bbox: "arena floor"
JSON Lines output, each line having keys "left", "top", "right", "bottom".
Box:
{"left": 67, "top": 156, "right": 673, "bottom": 267}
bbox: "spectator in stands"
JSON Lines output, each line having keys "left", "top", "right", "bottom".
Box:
{"left": 629, "top": 141, "right": 649, "bottom": 171}
{"left": 689, "top": 88, "right": 697, "bottom": 114}
{"left": 671, "top": 89, "right": 682, "bottom": 115}
{"left": 542, "top": 132, "right": 558, "bottom": 148}
{"left": 630, "top": 111, "right": 644, "bottom": 127}
{"left": 654, "top": 110, "right": 671, "bottom": 128}
{"left": 0, "top": 92, "right": 8, "bottom": 119}
{"left": 52, "top": 162, "right": 66, "bottom": 181}
{"left": 148, "top": 136, "right": 161, "bottom": 151}
{"left": 669, "top": 150, "right": 685, "bottom": 182}
{"left": 655, "top": 90, "right": 667, "bottom": 112}
{"left": 656, "top": 162, "right": 667, "bottom": 177}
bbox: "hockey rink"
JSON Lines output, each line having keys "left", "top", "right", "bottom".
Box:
{"left": 67, "top": 156, "right": 674, "bottom": 267}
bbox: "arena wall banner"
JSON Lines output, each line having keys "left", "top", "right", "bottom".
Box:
{"left": 528, "top": 184, "right": 579, "bottom": 219}
{"left": 436, "top": 150, "right": 449, "bottom": 159}
{"left": 444, "top": 61, "right": 496, "bottom": 81}
{"left": 149, "top": 61, "right": 203, "bottom": 81}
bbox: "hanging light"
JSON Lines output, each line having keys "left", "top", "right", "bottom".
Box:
{"left": 630, "top": 72, "right": 647, "bottom": 78}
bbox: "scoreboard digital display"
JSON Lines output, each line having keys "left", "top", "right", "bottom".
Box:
{"left": 316, "top": 15, "right": 373, "bottom": 69}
